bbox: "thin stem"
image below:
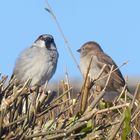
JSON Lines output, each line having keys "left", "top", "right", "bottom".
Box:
{"left": 45, "top": 0, "right": 81, "bottom": 73}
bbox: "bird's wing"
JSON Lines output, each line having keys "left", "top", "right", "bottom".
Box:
{"left": 96, "top": 52, "right": 125, "bottom": 87}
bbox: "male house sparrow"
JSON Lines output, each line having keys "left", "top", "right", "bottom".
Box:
{"left": 77, "top": 41, "right": 129, "bottom": 101}
{"left": 12, "top": 34, "right": 59, "bottom": 87}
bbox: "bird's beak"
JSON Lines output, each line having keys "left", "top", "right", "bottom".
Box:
{"left": 77, "top": 48, "right": 81, "bottom": 53}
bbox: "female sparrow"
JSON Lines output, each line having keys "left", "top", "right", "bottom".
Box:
{"left": 77, "top": 41, "right": 130, "bottom": 101}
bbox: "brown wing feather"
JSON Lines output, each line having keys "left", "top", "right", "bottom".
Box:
{"left": 96, "top": 52, "right": 125, "bottom": 87}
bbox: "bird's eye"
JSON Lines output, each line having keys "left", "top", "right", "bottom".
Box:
{"left": 82, "top": 47, "right": 85, "bottom": 50}
{"left": 47, "top": 38, "right": 52, "bottom": 42}
{"left": 45, "top": 38, "right": 54, "bottom": 48}
{"left": 38, "top": 35, "right": 44, "bottom": 40}
{"left": 46, "top": 37, "right": 54, "bottom": 44}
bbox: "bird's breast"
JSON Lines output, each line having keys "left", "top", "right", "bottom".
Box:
{"left": 80, "top": 55, "right": 100, "bottom": 78}
{"left": 15, "top": 47, "right": 58, "bottom": 86}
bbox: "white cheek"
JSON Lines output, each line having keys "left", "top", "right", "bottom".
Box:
{"left": 34, "top": 40, "right": 46, "bottom": 48}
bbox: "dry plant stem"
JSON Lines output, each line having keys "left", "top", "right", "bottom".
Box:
{"left": 86, "top": 89, "right": 105, "bottom": 112}
{"left": 81, "top": 56, "right": 93, "bottom": 92}
{"left": 95, "top": 64, "right": 107, "bottom": 80}
{"left": 36, "top": 92, "right": 48, "bottom": 110}
{"left": 130, "top": 83, "right": 140, "bottom": 109}
{"left": 48, "top": 102, "right": 73, "bottom": 131}
{"left": 50, "top": 87, "right": 72, "bottom": 106}
{"left": 64, "top": 132, "right": 85, "bottom": 140}
{"left": 86, "top": 65, "right": 114, "bottom": 112}
{"left": 26, "top": 132, "right": 66, "bottom": 140}
{"left": 78, "top": 103, "right": 129, "bottom": 122}
{"left": 1, "top": 63, "right": 139, "bottom": 139}
{"left": 27, "top": 129, "right": 66, "bottom": 138}
{"left": 82, "top": 130, "right": 102, "bottom": 140}
{"left": 91, "top": 64, "right": 107, "bottom": 86}
{"left": 0, "top": 108, "right": 5, "bottom": 137}
{"left": 96, "top": 103, "right": 129, "bottom": 114}
{"left": 37, "top": 102, "right": 61, "bottom": 117}
{"left": 65, "top": 67, "right": 71, "bottom": 100}
{"left": 4, "top": 115, "right": 26, "bottom": 128}
{"left": 35, "top": 88, "right": 73, "bottom": 117}
{"left": 108, "top": 115, "right": 125, "bottom": 140}
{"left": 41, "top": 91, "right": 57, "bottom": 109}
{"left": 132, "top": 105, "right": 140, "bottom": 119}
{"left": 26, "top": 121, "right": 87, "bottom": 139}
{"left": 4, "top": 94, "right": 72, "bottom": 128}
{"left": 37, "top": 93, "right": 72, "bottom": 117}
{"left": 131, "top": 109, "right": 140, "bottom": 122}
{"left": 45, "top": 0, "right": 81, "bottom": 73}
{"left": 78, "top": 109, "right": 97, "bottom": 122}
{"left": 37, "top": 88, "right": 72, "bottom": 117}
{"left": 56, "top": 99, "right": 71, "bottom": 107}
{"left": 115, "top": 84, "right": 127, "bottom": 103}
{"left": 87, "top": 64, "right": 106, "bottom": 103}
{"left": 0, "top": 75, "right": 8, "bottom": 86}
{"left": 1, "top": 78, "right": 31, "bottom": 110}
{"left": 133, "top": 114, "right": 140, "bottom": 140}
{"left": 3, "top": 76, "right": 18, "bottom": 94}
{"left": 95, "top": 61, "right": 128, "bottom": 83}
{"left": 80, "top": 56, "right": 93, "bottom": 113}
{"left": 132, "top": 120, "right": 138, "bottom": 138}
{"left": 4, "top": 133, "right": 14, "bottom": 140}
{"left": 134, "top": 126, "right": 140, "bottom": 137}
{"left": 66, "top": 121, "right": 87, "bottom": 135}
{"left": 65, "top": 68, "right": 73, "bottom": 115}
{"left": 80, "top": 77, "right": 90, "bottom": 113}
{"left": 3, "top": 82, "right": 14, "bottom": 96}
{"left": 61, "top": 80, "right": 69, "bottom": 112}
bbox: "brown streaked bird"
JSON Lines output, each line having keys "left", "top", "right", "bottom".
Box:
{"left": 77, "top": 41, "right": 130, "bottom": 102}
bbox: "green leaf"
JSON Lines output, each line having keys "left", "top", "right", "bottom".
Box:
{"left": 121, "top": 107, "right": 131, "bottom": 140}
{"left": 99, "top": 100, "right": 106, "bottom": 109}
{"left": 81, "top": 119, "right": 93, "bottom": 133}
{"left": 67, "top": 112, "right": 81, "bottom": 127}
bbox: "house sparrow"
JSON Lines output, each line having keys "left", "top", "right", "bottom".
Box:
{"left": 12, "top": 34, "right": 59, "bottom": 87}
{"left": 77, "top": 41, "right": 129, "bottom": 101}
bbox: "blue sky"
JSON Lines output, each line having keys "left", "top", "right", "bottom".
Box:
{"left": 0, "top": 0, "right": 140, "bottom": 82}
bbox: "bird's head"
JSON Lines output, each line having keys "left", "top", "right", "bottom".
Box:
{"left": 33, "top": 34, "right": 56, "bottom": 50}
{"left": 77, "top": 41, "right": 103, "bottom": 57}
